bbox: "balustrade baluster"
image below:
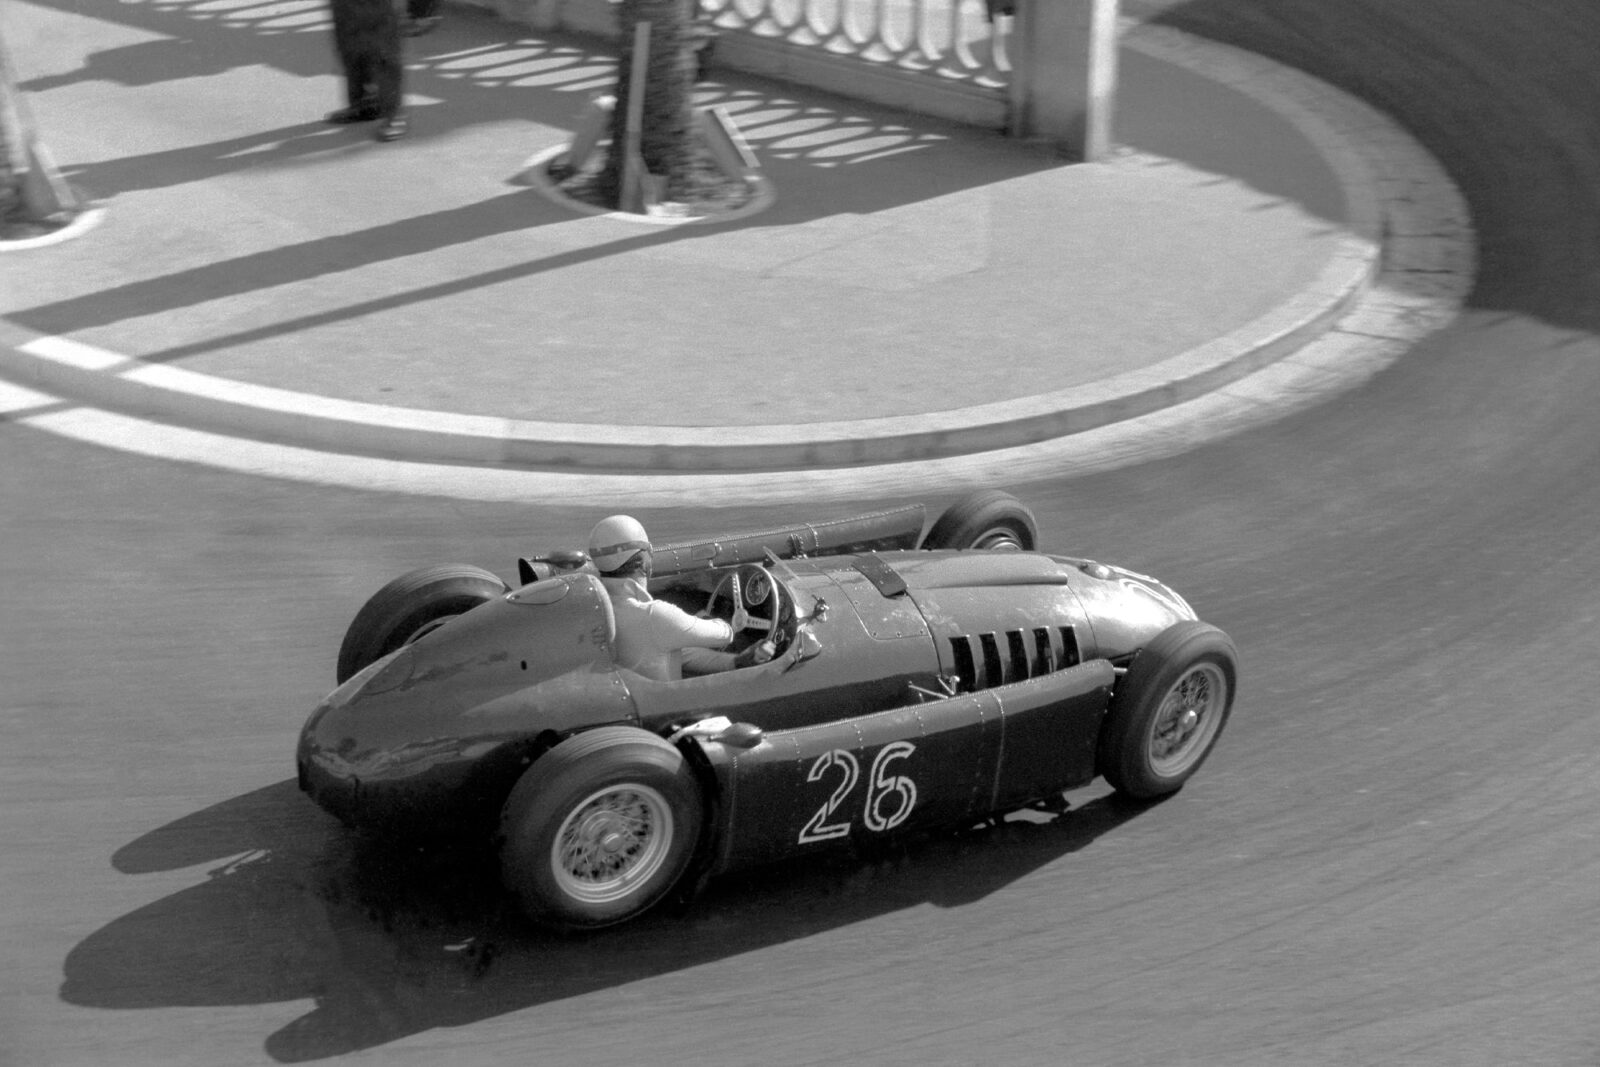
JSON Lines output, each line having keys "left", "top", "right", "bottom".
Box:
{"left": 675, "top": 0, "right": 1013, "bottom": 124}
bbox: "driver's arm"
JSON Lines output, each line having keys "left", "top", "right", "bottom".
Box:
{"left": 656, "top": 598, "right": 770, "bottom": 677}
{"left": 683, "top": 639, "right": 775, "bottom": 676}
{"left": 653, "top": 577, "right": 776, "bottom": 676}
{"left": 646, "top": 600, "right": 736, "bottom": 651}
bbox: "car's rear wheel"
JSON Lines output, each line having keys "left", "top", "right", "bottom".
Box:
{"left": 335, "top": 564, "right": 507, "bottom": 683}
{"left": 921, "top": 490, "right": 1039, "bottom": 551}
{"left": 498, "top": 727, "right": 704, "bottom": 930}
{"left": 1097, "top": 621, "right": 1238, "bottom": 799}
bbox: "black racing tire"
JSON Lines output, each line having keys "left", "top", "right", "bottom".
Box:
{"left": 498, "top": 727, "right": 704, "bottom": 931}
{"left": 921, "top": 489, "right": 1039, "bottom": 551}
{"left": 1097, "top": 621, "right": 1239, "bottom": 799}
{"left": 335, "top": 564, "right": 507, "bottom": 683}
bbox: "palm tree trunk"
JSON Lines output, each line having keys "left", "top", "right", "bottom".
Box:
{"left": 0, "top": 28, "right": 31, "bottom": 221}
{"left": 601, "top": 0, "right": 694, "bottom": 206}
{"left": 0, "top": 25, "right": 78, "bottom": 226}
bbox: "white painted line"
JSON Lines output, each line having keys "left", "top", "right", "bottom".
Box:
{"left": 0, "top": 27, "right": 1475, "bottom": 504}
{"left": 3, "top": 291, "right": 1449, "bottom": 505}
{"left": 20, "top": 335, "right": 128, "bottom": 371}
{"left": 0, "top": 379, "right": 60, "bottom": 414}
{"left": 0, "top": 30, "right": 1397, "bottom": 470}
{"left": 121, "top": 362, "right": 515, "bottom": 435}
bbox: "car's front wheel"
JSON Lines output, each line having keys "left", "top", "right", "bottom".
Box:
{"left": 921, "top": 489, "right": 1039, "bottom": 551}
{"left": 498, "top": 727, "right": 704, "bottom": 930}
{"left": 335, "top": 564, "right": 507, "bottom": 683}
{"left": 1097, "top": 621, "right": 1238, "bottom": 799}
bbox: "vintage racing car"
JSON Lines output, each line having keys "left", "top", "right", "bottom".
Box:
{"left": 297, "top": 491, "right": 1238, "bottom": 929}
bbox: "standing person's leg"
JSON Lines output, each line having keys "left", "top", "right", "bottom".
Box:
{"left": 326, "top": 0, "right": 379, "bottom": 122}
{"left": 403, "top": 0, "right": 442, "bottom": 37}
{"left": 370, "top": 3, "right": 408, "bottom": 141}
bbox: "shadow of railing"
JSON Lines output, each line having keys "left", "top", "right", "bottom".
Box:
{"left": 20, "top": 0, "right": 1012, "bottom": 201}
{"left": 10, "top": 0, "right": 1059, "bottom": 346}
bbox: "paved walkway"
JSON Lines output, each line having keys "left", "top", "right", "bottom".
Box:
{"left": 0, "top": 0, "right": 1473, "bottom": 494}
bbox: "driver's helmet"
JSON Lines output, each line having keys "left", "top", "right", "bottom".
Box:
{"left": 588, "top": 515, "right": 651, "bottom": 574}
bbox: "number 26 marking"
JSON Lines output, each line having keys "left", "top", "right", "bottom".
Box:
{"left": 797, "top": 743, "right": 918, "bottom": 844}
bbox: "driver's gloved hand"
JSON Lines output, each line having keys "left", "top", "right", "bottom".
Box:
{"left": 735, "top": 640, "right": 776, "bottom": 668}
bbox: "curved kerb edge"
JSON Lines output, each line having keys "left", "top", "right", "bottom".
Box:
{"left": 0, "top": 28, "right": 1471, "bottom": 479}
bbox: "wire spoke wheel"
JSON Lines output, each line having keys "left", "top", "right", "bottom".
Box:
{"left": 499, "top": 727, "right": 703, "bottom": 929}
{"left": 1148, "top": 663, "right": 1228, "bottom": 777}
{"left": 1097, "top": 621, "right": 1238, "bottom": 799}
{"left": 552, "top": 784, "right": 674, "bottom": 904}
{"left": 968, "top": 525, "right": 1028, "bottom": 551}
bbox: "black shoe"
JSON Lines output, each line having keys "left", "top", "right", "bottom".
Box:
{"left": 402, "top": 15, "right": 440, "bottom": 36}
{"left": 375, "top": 116, "right": 409, "bottom": 142}
{"left": 325, "top": 104, "right": 379, "bottom": 125}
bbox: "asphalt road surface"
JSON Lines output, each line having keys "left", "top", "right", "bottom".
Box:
{"left": 4, "top": 1, "right": 1600, "bottom": 1064}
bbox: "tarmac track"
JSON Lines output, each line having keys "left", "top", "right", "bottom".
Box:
{"left": 4, "top": 0, "right": 1600, "bottom": 1064}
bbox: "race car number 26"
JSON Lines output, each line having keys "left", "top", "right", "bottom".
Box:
{"left": 797, "top": 742, "right": 918, "bottom": 844}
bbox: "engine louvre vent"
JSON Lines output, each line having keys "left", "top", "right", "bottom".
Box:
{"left": 948, "top": 626, "right": 1079, "bottom": 692}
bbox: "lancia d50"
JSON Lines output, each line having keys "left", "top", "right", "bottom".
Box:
{"left": 297, "top": 491, "right": 1238, "bottom": 929}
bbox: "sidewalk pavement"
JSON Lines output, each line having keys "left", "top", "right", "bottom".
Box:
{"left": 0, "top": 0, "right": 1467, "bottom": 484}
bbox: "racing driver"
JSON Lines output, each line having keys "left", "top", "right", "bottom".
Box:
{"left": 589, "top": 515, "right": 775, "bottom": 680}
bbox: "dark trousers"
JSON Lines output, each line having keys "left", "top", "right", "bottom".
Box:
{"left": 330, "top": 0, "right": 403, "bottom": 117}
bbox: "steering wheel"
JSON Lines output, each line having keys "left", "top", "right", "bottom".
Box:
{"left": 703, "top": 565, "right": 791, "bottom": 647}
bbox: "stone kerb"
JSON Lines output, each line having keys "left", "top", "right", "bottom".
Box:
{"left": 0, "top": 20, "right": 1474, "bottom": 498}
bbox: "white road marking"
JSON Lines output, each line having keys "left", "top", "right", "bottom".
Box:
{"left": 0, "top": 26, "right": 1474, "bottom": 505}
{"left": 21, "top": 334, "right": 128, "bottom": 371}
{"left": 5, "top": 304, "right": 1447, "bottom": 505}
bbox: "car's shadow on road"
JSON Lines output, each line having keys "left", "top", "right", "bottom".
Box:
{"left": 60, "top": 777, "right": 1159, "bottom": 1062}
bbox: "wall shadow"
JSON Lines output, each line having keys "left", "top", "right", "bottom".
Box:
{"left": 23, "top": 0, "right": 1039, "bottom": 211}
{"left": 11, "top": 0, "right": 1059, "bottom": 348}
{"left": 60, "top": 778, "right": 1156, "bottom": 1062}
{"left": 27, "top": 0, "right": 1567, "bottom": 370}
{"left": 9, "top": 188, "right": 632, "bottom": 344}
{"left": 32, "top": 120, "right": 383, "bottom": 200}
{"left": 21, "top": 34, "right": 257, "bottom": 91}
